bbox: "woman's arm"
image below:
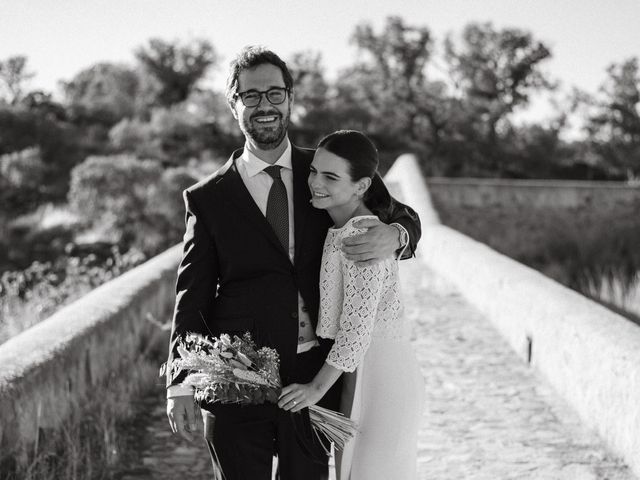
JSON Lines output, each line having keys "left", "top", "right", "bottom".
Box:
{"left": 279, "top": 256, "right": 386, "bottom": 411}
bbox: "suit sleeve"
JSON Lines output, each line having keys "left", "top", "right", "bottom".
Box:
{"left": 165, "top": 189, "right": 219, "bottom": 388}
{"left": 388, "top": 199, "right": 421, "bottom": 260}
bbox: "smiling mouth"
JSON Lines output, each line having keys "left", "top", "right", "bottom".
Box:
{"left": 312, "top": 191, "right": 329, "bottom": 198}
{"left": 253, "top": 115, "right": 279, "bottom": 124}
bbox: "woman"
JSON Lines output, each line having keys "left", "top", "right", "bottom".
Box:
{"left": 278, "top": 130, "right": 425, "bottom": 479}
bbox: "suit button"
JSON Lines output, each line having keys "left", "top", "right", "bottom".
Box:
{"left": 291, "top": 312, "right": 298, "bottom": 319}
{"left": 300, "top": 321, "right": 306, "bottom": 327}
{"left": 301, "top": 305, "right": 308, "bottom": 312}
{"left": 299, "top": 336, "right": 305, "bottom": 342}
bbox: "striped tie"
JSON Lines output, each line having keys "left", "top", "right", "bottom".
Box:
{"left": 263, "top": 165, "right": 289, "bottom": 252}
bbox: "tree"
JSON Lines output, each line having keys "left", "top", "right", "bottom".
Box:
{"left": 62, "top": 63, "right": 139, "bottom": 125}
{"left": 445, "top": 22, "right": 553, "bottom": 173}
{"left": 109, "top": 90, "right": 240, "bottom": 165}
{"left": 0, "top": 100, "right": 83, "bottom": 199}
{"left": 135, "top": 38, "right": 217, "bottom": 109}
{"left": 335, "top": 16, "right": 455, "bottom": 170}
{"left": 0, "top": 147, "right": 46, "bottom": 214}
{"left": 287, "top": 51, "right": 334, "bottom": 144}
{"left": 349, "top": 17, "right": 436, "bottom": 140}
{"left": 109, "top": 105, "right": 209, "bottom": 164}
{"left": 584, "top": 57, "right": 640, "bottom": 178}
{"left": 67, "top": 155, "right": 196, "bottom": 254}
{"left": 0, "top": 56, "right": 34, "bottom": 105}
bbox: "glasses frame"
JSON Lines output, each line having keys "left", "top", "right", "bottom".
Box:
{"left": 234, "top": 87, "right": 290, "bottom": 107}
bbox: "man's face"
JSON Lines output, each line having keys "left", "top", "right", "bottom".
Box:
{"left": 232, "top": 63, "right": 292, "bottom": 150}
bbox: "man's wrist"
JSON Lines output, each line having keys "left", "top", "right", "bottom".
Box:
{"left": 390, "top": 223, "right": 409, "bottom": 252}
{"left": 167, "top": 385, "right": 195, "bottom": 398}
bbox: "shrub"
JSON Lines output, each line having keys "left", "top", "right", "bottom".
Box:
{"left": 0, "top": 247, "right": 146, "bottom": 343}
{"left": 68, "top": 155, "right": 162, "bottom": 250}
{"left": 110, "top": 105, "right": 212, "bottom": 164}
{"left": 0, "top": 147, "right": 47, "bottom": 214}
{"left": 0, "top": 105, "right": 84, "bottom": 200}
{"left": 67, "top": 154, "right": 197, "bottom": 256}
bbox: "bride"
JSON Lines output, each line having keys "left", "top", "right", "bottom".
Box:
{"left": 278, "top": 130, "right": 425, "bottom": 479}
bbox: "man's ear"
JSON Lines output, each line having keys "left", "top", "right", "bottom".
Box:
{"left": 230, "top": 102, "right": 239, "bottom": 120}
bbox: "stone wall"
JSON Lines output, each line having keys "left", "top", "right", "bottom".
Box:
{"left": 0, "top": 245, "right": 181, "bottom": 464}
{"left": 387, "top": 156, "right": 640, "bottom": 478}
{"left": 426, "top": 177, "right": 640, "bottom": 209}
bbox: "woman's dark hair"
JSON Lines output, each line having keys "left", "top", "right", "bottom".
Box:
{"left": 317, "top": 130, "right": 394, "bottom": 222}
{"left": 225, "top": 45, "right": 294, "bottom": 106}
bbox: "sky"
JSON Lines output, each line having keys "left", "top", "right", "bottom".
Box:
{"left": 1, "top": 0, "right": 639, "bottom": 125}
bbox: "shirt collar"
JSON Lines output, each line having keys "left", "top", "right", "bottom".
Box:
{"left": 241, "top": 138, "right": 292, "bottom": 178}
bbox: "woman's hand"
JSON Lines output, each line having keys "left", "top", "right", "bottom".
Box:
{"left": 278, "top": 382, "right": 324, "bottom": 413}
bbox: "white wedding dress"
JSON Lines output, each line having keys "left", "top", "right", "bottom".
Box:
{"left": 316, "top": 216, "right": 425, "bottom": 480}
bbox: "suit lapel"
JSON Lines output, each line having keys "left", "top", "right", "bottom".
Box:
{"left": 292, "top": 146, "right": 312, "bottom": 265}
{"left": 218, "top": 150, "right": 291, "bottom": 260}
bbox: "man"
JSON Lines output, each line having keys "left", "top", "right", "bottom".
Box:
{"left": 165, "top": 45, "right": 421, "bottom": 480}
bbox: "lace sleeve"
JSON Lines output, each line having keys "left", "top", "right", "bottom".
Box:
{"left": 325, "top": 255, "right": 386, "bottom": 372}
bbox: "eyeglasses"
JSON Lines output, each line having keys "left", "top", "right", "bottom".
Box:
{"left": 235, "top": 87, "right": 289, "bottom": 107}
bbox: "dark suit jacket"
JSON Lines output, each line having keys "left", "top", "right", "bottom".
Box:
{"left": 166, "top": 144, "right": 421, "bottom": 388}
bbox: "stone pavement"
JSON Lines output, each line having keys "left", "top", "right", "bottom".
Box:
{"left": 402, "top": 260, "right": 634, "bottom": 480}
{"left": 116, "top": 259, "right": 635, "bottom": 480}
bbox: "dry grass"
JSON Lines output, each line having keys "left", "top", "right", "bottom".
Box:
{"left": 434, "top": 201, "right": 640, "bottom": 320}
{"left": 0, "top": 342, "right": 165, "bottom": 480}
{"left": 0, "top": 248, "right": 146, "bottom": 344}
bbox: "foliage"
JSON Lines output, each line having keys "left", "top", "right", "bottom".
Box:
{"left": 342, "top": 16, "right": 442, "bottom": 154}
{"left": 135, "top": 38, "right": 217, "bottom": 109}
{"left": 2, "top": 203, "right": 82, "bottom": 274}
{"left": 3, "top": 21, "right": 640, "bottom": 342}
{"left": 67, "top": 154, "right": 197, "bottom": 255}
{"left": 0, "top": 247, "right": 146, "bottom": 343}
{"left": 0, "top": 147, "right": 47, "bottom": 214}
{"left": 287, "top": 51, "right": 334, "bottom": 146}
{"left": 444, "top": 22, "right": 553, "bottom": 174}
{"left": 583, "top": 57, "right": 640, "bottom": 179}
{"left": 109, "top": 99, "right": 235, "bottom": 165}
{"left": 0, "top": 101, "right": 86, "bottom": 200}
{"left": 0, "top": 55, "right": 34, "bottom": 105}
{"left": 62, "top": 62, "right": 140, "bottom": 126}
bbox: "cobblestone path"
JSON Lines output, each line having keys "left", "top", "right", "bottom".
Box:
{"left": 403, "top": 260, "right": 634, "bottom": 480}
{"left": 118, "top": 259, "right": 635, "bottom": 479}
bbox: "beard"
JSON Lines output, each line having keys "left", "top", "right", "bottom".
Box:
{"left": 240, "top": 108, "right": 290, "bottom": 150}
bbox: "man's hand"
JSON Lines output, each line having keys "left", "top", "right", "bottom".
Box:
{"left": 167, "top": 394, "right": 199, "bottom": 442}
{"left": 341, "top": 218, "right": 400, "bottom": 265}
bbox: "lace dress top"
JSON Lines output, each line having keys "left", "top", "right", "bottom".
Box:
{"left": 316, "top": 215, "right": 408, "bottom": 372}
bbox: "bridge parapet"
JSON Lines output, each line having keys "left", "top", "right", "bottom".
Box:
{"left": 0, "top": 246, "right": 181, "bottom": 465}
{"left": 387, "top": 154, "right": 640, "bottom": 477}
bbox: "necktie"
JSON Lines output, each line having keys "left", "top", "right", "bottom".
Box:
{"left": 263, "top": 165, "right": 289, "bottom": 252}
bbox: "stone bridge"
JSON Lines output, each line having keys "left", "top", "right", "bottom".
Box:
{"left": 1, "top": 156, "right": 638, "bottom": 479}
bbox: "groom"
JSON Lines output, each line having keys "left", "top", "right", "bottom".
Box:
{"left": 165, "top": 45, "right": 421, "bottom": 480}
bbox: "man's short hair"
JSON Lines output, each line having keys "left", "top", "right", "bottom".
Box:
{"left": 225, "top": 45, "right": 294, "bottom": 106}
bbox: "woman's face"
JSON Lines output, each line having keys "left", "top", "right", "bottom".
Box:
{"left": 308, "top": 148, "right": 367, "bottom": 211}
